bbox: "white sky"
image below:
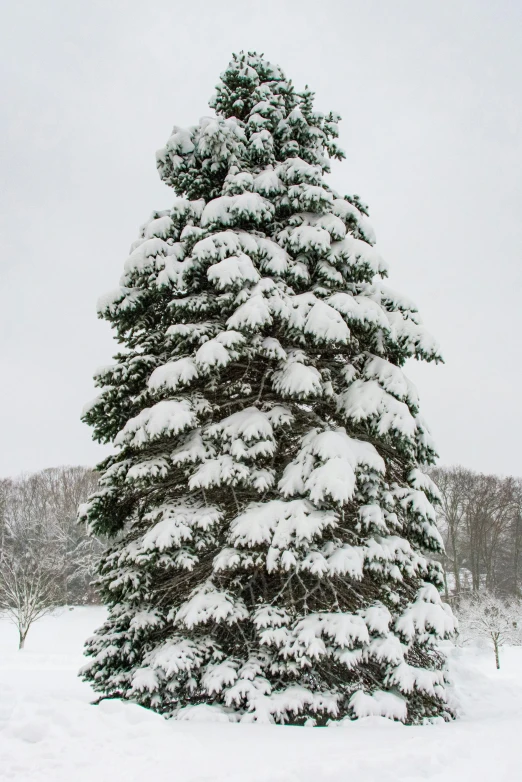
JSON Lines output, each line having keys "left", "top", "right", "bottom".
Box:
{"left": 1, "top": 0, "right": 521, "bottom": 477}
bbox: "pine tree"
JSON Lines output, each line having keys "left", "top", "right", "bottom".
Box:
{"left": 81, "top": 52, "right": 457, "bottom": 725}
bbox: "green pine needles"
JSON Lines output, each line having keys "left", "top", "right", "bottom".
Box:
{"left": 80, "top": 52, "right": 456, "bottom": 725}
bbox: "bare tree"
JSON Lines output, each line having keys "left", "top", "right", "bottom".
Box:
{"left": 462, "top": 474, "right": 516, "bottom": 593}
{"left": 430, "top": 466, "right": 472, "bottom": 597}
{"left": 0, "top": 466, "right": 102, "bottom": 648}
{"left": 32, "top": 467, "right": 101, "bottom": 603}
{"left": 0, "top": 474, "right": 63, "bottom": 647}
{"left": 457, "top": 591, "right": 522, "bottom": 669}
{"left": 0, "top": 478, "right": 13, "bottom": 557}
{"left": 510, "top": 502, "right": 522, "bottom": 597}
{"left": 0, "top": 556, "right": 60, "bottom": 648}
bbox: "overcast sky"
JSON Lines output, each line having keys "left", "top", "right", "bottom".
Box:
{"left": 1, "top": 0, "right": 521, "bottom": 477}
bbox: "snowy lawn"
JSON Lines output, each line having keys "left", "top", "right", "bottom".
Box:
{"left": 1, "top": 608, "right": 521, "bottom": 781}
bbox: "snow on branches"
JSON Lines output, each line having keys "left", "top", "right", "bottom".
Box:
{"left": 81, "top": 51, "right": 455, "bottom": 726}
{"left": 457, "top": 591, "right": 522, "bottom": 669}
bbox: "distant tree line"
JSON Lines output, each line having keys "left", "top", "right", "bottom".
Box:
{"left": 2, "top": 462, "right": 522, "bottom": 649}
{"left": 430, "top": 466, "right": 522, "bottom": 600}
{"left": 2, "top": 464, "right": 522, "bottom": 607}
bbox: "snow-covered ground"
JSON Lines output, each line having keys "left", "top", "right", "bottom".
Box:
{"left": 1, "top": 608, "right": 521, "bottom": 781}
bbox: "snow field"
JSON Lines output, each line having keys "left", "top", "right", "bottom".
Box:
{"left": 0, "top": 608, "right": 521, "bottom": 781}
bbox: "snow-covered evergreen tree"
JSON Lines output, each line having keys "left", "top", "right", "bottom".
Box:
{"left": 81, "top": 52, "right": 456, "bottom": 725}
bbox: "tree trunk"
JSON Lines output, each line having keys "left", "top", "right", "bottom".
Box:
{"left": 494, "top": 640, "right": 500, "bottom": 670}
{"left": 514, "top": 513, "right": 521, "bottom": 597}
{"left": 18, "top": 629, "right": 27, "bottom": 650}
{"left": 450, "top": 532, "right": 460, "bottom": 595}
